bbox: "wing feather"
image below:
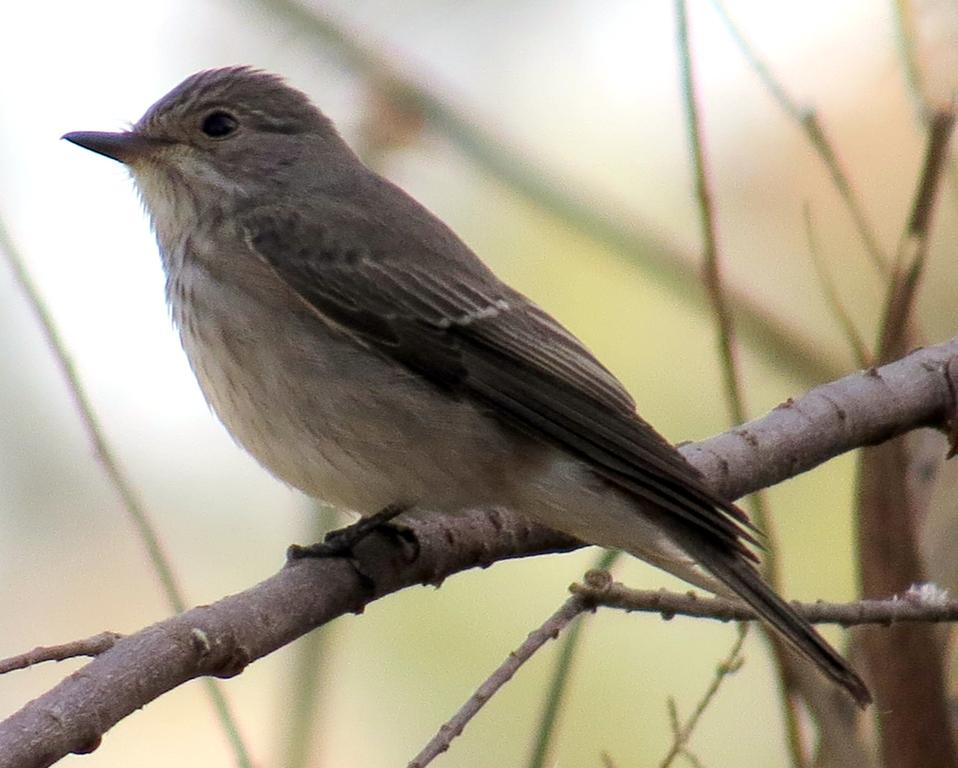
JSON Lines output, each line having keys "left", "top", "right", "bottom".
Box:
{"left": 241, "top": 203, "right": 756, "bottom": 554}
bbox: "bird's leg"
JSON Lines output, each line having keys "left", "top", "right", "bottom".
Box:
{"left": 287, "top": 502, "right": 413, "bottom": 560}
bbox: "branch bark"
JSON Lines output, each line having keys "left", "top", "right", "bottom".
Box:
{"left": 1, "top": 336, "right": 957, "bottom": 768}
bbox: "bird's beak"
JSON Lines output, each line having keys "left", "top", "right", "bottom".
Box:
{"left": 62, "top": 130, "right": 168, "bottom": 165}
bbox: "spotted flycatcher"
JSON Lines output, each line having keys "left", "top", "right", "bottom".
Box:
{"left": 64, "top": 67, "right": 869, "bottom": 706}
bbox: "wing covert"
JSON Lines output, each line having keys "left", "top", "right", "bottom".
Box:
{"left": 241, "top": 203, "right": 757, "bottom": 553}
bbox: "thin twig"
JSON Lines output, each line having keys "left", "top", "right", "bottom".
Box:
{"left": 0, "top": 216, "right": 253, "bottom": 768}
{"left": 0, "top": 633, "right": 122, "bottom": 674}
{"left": 525, "top": 550, "right": 620, "bottom": 768}
{"left": 281, "top": 505, "right": 342, "bottom": 768}
{"left": 708, "top": 0, "right": 890, "bottom": 274}
{"left": 676, "top": 0, "right": 745, "bottom": 428}
{"left": 893, "top": 0, "right": 927, "bottom": 119}
{"left": 0, "top": 220, "right": 186, "bottom": 612}
{"left": 674, "top": 5, "right": 805, "bottom": 763}
{"left": 905, "top": 110, "right": 956, "bottom": 240}
{"left": 600, "top": 752, "right": 618, "bottom": 768}
{"left": 408, "top": 594, "right": 594, "bottom": 768}
{"left": 571, "top": 579, "right": 958, "bottom": 625}
{"left": 891, "top": 0, "right": 958, "bottom": 207}
{"left": 674, "top": 0, "right": 781, "bottom": 579}
{"left": 660, "top": 624, "right": 748, "bottom": 768}
{"left": 802, "top": 203, "right": 870, "bottom": 367}
{"left": 878, "top": 111, "right": 955, "bottom": 360}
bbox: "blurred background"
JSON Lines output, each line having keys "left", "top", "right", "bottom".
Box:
{"left": 1, "top": 1, "right": 956, "bottom": 766}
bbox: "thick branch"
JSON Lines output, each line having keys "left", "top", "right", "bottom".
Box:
{"left": 684, "top": 336, "right": 958, "bottom": 501}
{"left": 1, "top": 337, "right": 957, "bottom": 767}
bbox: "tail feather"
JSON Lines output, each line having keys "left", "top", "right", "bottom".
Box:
{"left": 683, "top": 539, "right": 872, "bottom": 707}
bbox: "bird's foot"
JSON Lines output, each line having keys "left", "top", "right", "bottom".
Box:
{"left": 287, "top": 503, "right": 413, "bottom": 561}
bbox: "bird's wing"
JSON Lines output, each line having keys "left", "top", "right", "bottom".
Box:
{"left": 240, "top": 203, "right": 757, "bottom": 555}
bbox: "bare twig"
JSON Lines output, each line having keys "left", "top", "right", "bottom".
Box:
{"left": 408, "top": 593, "right": 593, "bottom": 768}
{"left": 893, "top": 0, "right": 927, "bottom": 119}
{"left": 0, "top": 633, "right": 122, "bottom": 674}
{"left": 571, "top": 580, "right": 958, "bottom": 625}
{"left": 708, "top": 0, "right": 890, "bottom": 274}
{"left": 0, "top": 221, "right": 185, "bottom": 610}
{"left": 675, "top": 7, "right": 806, "bottom": 758}
{"left": 891, "top": 0, "right": 958, "bottom": 206}
{"left": 876, "top": 111, "right": 954, "bottom": 359}
{"left": 280, "top": 505, "right": 342, "bottom": 768}
{"left": 674, "top": 0, "right": 781, "bottom": 574}
{"left": 600, "top": 752, "right": 618, "bottom": 768}
{"left": 802, "top": 203, "right": 870, "bottom": 367}
{"left": 660, "top": 624, "right": 748, "bottom": 768}
{"left": 676, "top": 0, "right": 746, "bottom": 428}
{"left": 525, "top": 549, "right": 619, "bottom": 768}
{"left": 904, "top": 110, "right": 956, "bottom": 241}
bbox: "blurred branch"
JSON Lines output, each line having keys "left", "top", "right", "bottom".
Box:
{"left": 676, "top": 0, "right": 747, "bottom": 428}
{"left": 903, "top": 110, "right": 955, "bottom": 242}
{"left": 675, "top": 4, "right": 805, "bottom": 762}
{"left": 410, "top": 593, "right": 593, "bottom": 768}
{"left": 709, "top": 0, "right": 890, "bottom": 274}
{"left": 525, "top": 549, "right": 619, "bottom": 768}
{"left": 248, "top": 0, "right": 842, "bottom": 384}
{"left": 893, "top": 0, "right": 927, "bottom": 117}
{"left": 0, "top": 220, "right": 186, "bottom": 613}
{"left": 876, "top": 111, "right": 954, "bottom": 359}
{"left": 659, "top": 624, "right": 747, "bottom": 768}
{"left": 1, "top": 335, "right": 957, "bottom": 766}
{"left": 0, "top": 217, "right": 253, "bottom": 768}
{"left": 280, "top": 505, "right": 342, "bottom": 768}
{"left": 855, "top": 109, "right": 957, "bottom": 768}
{"left": 891, "top": 0, "right": 958, "bottom": 205}
{"left": 802, "top": 203, "right": 870, "bottom": 367}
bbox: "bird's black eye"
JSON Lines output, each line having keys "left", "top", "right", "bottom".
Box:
{"left": 201, "top": 111, "right": 239, "bottom": 138}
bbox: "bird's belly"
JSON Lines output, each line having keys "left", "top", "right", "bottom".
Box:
{"left": 167, "top": 259, "right": 689, "bottom": 581}
{"left": 172, "top": 271, "right": 521, "bottom": 516}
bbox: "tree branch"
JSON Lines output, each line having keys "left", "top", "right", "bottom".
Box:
{"left": 0, "top": 633, "right": 122, "bottom": 675}
{"left": 409, "top": 573, "right": 957, "bottom": 768}
{"left": 408, "top": 593, "right": 593, "bottom": 768}
{"left": 571, "top": 578, "right": 958, "bottom": 626}
{"left": 1, "top": 337, "right": 957, "bottom": 768}
{"left": 684, "top": 335, "right": 958, "bottom": 502}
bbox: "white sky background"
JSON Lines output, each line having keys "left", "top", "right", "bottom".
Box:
{"left": 1, "top": 1, "right": 953, "bottom": 766}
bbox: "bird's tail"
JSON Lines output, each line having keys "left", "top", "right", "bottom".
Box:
{"left": 680, "top": 536, "right": 872, "bottom": 707}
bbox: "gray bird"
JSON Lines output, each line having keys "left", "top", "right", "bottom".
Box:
{"left": 64, "top": 67, "right": 869, "bottom": 706}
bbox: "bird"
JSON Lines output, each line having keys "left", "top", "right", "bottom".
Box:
{"left": 63, "top": 66, "right": 870, "bottom": 706}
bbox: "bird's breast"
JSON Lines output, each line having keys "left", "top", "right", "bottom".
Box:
{"left": 163, "top": 243, "right": 523, "bottom": 516}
